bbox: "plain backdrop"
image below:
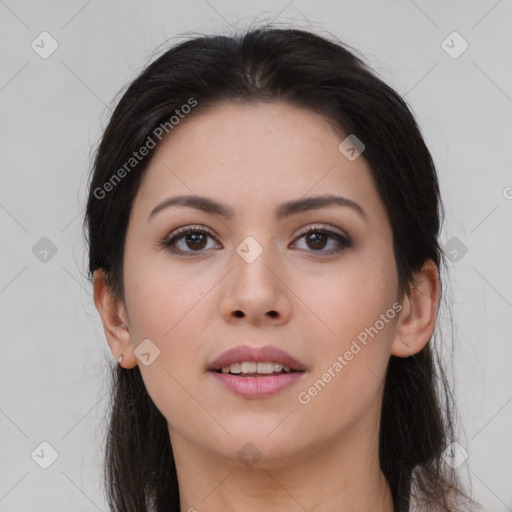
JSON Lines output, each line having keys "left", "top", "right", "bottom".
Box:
{"left": 1, "top": 0, "right": 511, "bottom": 510}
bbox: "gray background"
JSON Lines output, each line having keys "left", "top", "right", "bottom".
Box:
{"left": 1, "top": 0, "right": 511, "bottom": 510}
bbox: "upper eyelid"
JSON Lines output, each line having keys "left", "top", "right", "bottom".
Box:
{"left": 166, "top": 225, "right": 218, "bottom": 242}
{"left": 295, "top": 224, "right": 349, "bottom": 238}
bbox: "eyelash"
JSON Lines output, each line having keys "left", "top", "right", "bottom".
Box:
{"left": 160, "top": 224, "right": 352, "bottom": 257}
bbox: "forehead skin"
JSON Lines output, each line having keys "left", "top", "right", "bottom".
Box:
{"left": 127, "top": 100, "right": 394, "bottom": 260}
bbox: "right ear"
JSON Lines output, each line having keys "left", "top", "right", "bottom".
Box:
{"left": 93, "top": 269, "right": 138, "bottom": 369}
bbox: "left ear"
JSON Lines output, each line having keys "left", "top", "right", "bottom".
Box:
{"left": 391, "top": 259, "right": 440, "bottom": 357}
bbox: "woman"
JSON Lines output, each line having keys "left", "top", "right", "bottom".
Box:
{"left": 85, "top": 26, "right": 481, "bottom": 512}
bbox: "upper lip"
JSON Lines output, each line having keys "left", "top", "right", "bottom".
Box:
{"left": 208, "top": 344, "right": 307, "bottom": 371}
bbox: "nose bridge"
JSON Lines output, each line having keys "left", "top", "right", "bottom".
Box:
{"left": 233, "top": 233, "right": 278, "bottom": 297}
{"left": 219, "top": 232, "right": 291, "bottom": 322}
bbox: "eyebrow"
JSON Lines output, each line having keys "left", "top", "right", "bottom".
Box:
{"left": 149, "top": 194, "right": 368, "bottom": 222}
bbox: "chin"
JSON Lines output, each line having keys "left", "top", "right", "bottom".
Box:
{"left": 215, "top": 429, "right": 307, "bottom": 466}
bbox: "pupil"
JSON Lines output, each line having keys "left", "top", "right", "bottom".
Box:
{"left": 308, "top": 232, "right": 327, "bottom": 250}
{"left": 187, "top": 233, "right": 206, "bottom": 250}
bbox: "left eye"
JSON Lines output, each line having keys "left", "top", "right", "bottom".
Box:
{"left": 292, "top": 227, "right": 352, "bottom": 254}
{"left": 161, "top": 225, "right": 352, "bottom": 256}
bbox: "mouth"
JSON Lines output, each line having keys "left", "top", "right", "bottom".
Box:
{"left": 207, "top": 344, "right": 307, "bottom": 373}
{"left": 211, "top": 362, "right": 303, "bottom": 378}
{"left": 207, "top": 345, "right": 307, "bottom": 398}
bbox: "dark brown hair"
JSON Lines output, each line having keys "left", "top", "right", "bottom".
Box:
{"left": 84, "top": 25, "right": 478, "bottom": 512}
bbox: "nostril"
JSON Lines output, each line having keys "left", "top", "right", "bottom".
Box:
{"left": 233, "top": 310, "right": 244, "bottom": 318}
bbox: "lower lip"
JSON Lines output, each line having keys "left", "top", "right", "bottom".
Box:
{"left": 209, "top": 371, "right": 305, "bottom": 398}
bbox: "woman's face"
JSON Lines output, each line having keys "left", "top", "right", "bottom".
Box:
{"left": 120, "top": 101, "right": 402, "bottom": 466}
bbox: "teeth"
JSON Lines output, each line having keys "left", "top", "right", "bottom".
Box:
{"left": 219, "top": 362, "right": 293, "bottom": 374}
{"left": 241, "top": 362, "right": 257, "bottom": 373}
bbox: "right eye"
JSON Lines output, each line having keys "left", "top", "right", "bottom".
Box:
{"left": 161, "top": 226, "right": 221, "bottom": 256}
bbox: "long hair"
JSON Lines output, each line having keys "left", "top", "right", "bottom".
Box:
{"left": 84, "top": 25, "right": 477, "bottom": 511}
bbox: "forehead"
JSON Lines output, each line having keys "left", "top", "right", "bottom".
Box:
{"left": 133, "top": 101, "right": 383, "bottom": 222}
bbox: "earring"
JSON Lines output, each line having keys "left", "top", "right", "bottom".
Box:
{"left": 118, "top": 354, "right": 124, "bottom": 365}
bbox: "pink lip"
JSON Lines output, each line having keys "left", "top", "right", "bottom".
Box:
{"left": 207, "top": 344, "right": 307, "bottom": 371}
{"left": 209, "top": 371, "right": 305, "bottom": 399}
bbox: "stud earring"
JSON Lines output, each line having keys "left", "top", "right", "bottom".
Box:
{"left": 118, "top": 354, "right": 124, "bottom": 365}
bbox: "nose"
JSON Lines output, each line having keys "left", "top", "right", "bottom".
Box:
{"left": 219, "top": 241, "right": 292, "bottom": 326}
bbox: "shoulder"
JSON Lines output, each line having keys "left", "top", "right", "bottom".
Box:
{"left": 409, "top": 495, "right": 486, "bottom": 512}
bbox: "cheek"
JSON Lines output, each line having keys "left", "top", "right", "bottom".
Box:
{"left": 123, "top": 257, "right": 218, "bottom": 399}
{"left": 124, "top": 254, "right": 210, "bottom": 341}
{"left": 294, "top": 298, "right": 396, "bottom": 440}
{"left": 123, "top": 261, "right": 214, "bottom": 429}
{"left": 291, "top": 252, "right": 397, "bottom": 416}
{"left": 296, "top": 247, "right": 397, "bottom": 347}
